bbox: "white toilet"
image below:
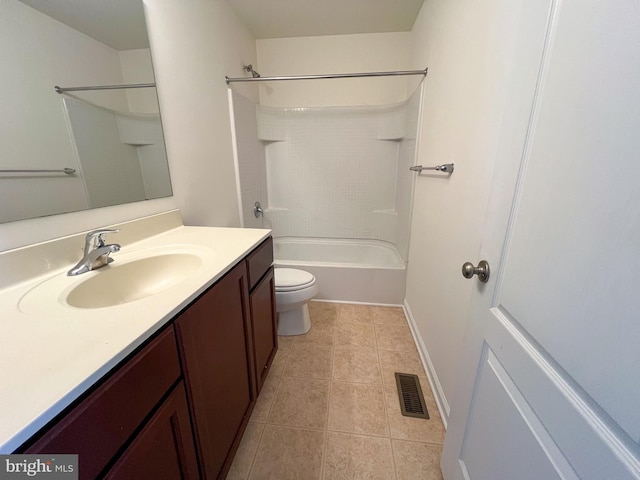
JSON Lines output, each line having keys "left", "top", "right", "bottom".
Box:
{"left": 274, "top": 268, "right": 319, "bottom": 336}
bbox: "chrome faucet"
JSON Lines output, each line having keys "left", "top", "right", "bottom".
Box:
{"left": 67, "top": 229, "right": 121, "bottom": 276}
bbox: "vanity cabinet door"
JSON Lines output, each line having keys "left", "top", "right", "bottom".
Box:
{"left": 175, "top": 261, "right": 253, "bottom": 480}
{"left": 22, "top": 327, "right": 182, "bottom": 480}
{"left": 250, "top": 266, "right": 277, "bottom": 392}
{"left": 104, "top": 382, "right": 199, "bottom": 480}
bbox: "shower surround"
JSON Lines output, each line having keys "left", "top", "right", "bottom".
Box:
{"left": 230, "top": 87, "right": 421, "bottom": 303}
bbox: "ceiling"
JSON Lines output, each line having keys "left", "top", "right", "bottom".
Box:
{"left": 18, "top": 0, "right": 149, "bottom": 50}
{"left": 20, "top": 0, "right": 424, "bottom": 51}
{"left": 227, "top": 0, "right": 425, "bottom": 39}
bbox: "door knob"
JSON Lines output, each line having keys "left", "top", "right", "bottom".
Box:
{"left": 461, "top": 260, "right": 490, "bottom": 283}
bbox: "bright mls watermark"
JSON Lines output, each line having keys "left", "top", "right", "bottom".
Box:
{"left": 0, "top": 456, "right": 77, "bottom": 480}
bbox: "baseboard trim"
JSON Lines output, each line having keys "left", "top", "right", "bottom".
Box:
{"left": 402, "top": 299, "right": 450, "bottom": 428}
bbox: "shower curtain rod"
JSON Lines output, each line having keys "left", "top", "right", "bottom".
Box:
{"left": 54, "top": 83, "right": 155, "bottom": 94}
{"left": 225, "top": 67, "right": 428, "bottom": 85}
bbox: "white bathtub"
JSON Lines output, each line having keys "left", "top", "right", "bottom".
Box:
{"left": 273, "top": 237, "right": 406, "bottom": 304}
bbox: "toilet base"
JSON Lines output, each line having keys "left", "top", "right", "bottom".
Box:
{"left": 277, "top": 304, "right": 312, "bottom": 336}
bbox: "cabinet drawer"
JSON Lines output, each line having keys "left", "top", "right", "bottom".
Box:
{"left": 25, "top": 327, "right": 181, "bottom": 480}
{"left": 246, "top": 236, "right": 273, "bottom": 290}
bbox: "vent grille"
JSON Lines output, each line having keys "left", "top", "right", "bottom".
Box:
{"left": 395, "top": 373, "right": 430, "bottom": 419}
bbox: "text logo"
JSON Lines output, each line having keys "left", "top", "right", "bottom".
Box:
{"left": 0, "top": 456, "right": 77, "bottom": 480}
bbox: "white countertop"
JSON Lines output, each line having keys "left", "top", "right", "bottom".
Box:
{"left": 0, "top": 224, "right": 270, "bottom": 453}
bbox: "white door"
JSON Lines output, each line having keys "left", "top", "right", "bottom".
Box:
{"left": 441, "top": 1, "right": 640, "bottom": 479}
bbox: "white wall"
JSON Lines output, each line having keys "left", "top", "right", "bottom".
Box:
{"left": 143, "top": 0, "right": 258, "bottom": 228}
{"left": 256, "top": 33, "right": 411, "bottom": 107}
{"left": 117, "top": 113, "right": 173, "bottom": 201}
{"left": 0, "top": 0, "right": 134, "bottom": 225}
{"left": 64, "top": 98, "right": 146, "bottom": 208}
{"left": 119, "top": 49, "right": 159, "bottom": 114}
{"left": 405, "top": 0, "right": 530, "bottom": 422}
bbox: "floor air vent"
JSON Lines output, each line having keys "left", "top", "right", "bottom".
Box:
{"left": 395, "top": 373, "right": 430, "bottom": 419}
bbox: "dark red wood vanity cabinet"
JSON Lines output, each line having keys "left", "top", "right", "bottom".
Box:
{"left": 103, "top": 382, "right": 199, "bottom": 480}
{"left": 246, "top": 237, "right": 278, "bottom": 393}
{"left": 19, "top": 236, "right": 277, "bottom": 480}
{"left": 175, "top": 260, "right": 255, "bottom": 479}
{"left": 175, "top": 236, "right": 278, "bottom": 479}
{"left": 22, "top": 327, "right": 199, "bottom": 480}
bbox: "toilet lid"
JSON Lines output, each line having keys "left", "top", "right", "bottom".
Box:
{"left": 275, "top": 268, "right": 316, "bottom": 292}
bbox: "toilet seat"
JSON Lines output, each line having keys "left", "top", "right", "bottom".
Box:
{"left": 275, "top": 268, "right": 316, "bottom": 292}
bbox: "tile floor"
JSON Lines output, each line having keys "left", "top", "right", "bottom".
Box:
{"left": 226, "top": 301, "right": 445, "bottom": 480}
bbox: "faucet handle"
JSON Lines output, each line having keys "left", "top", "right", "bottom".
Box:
{"left": 84, "top": 228, "right": 120, "bottom": 252}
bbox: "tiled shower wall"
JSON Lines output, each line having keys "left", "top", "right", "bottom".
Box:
{"left": 232, "top": 86, "right": 421, "bottom": 261}
{"left": 395, "top": 88, "right": 421, "bottom": 262}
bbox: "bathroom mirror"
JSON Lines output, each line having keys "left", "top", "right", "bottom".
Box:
{"left": 0, "top": 0, "right": 172, "bottom": 224}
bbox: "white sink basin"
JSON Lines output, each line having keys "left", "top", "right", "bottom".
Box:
{"left": 18, "top": 245, "right": 213, "bottom": 314}
{"left": 66, "top": 253, "right": 202, "bottom": 308}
